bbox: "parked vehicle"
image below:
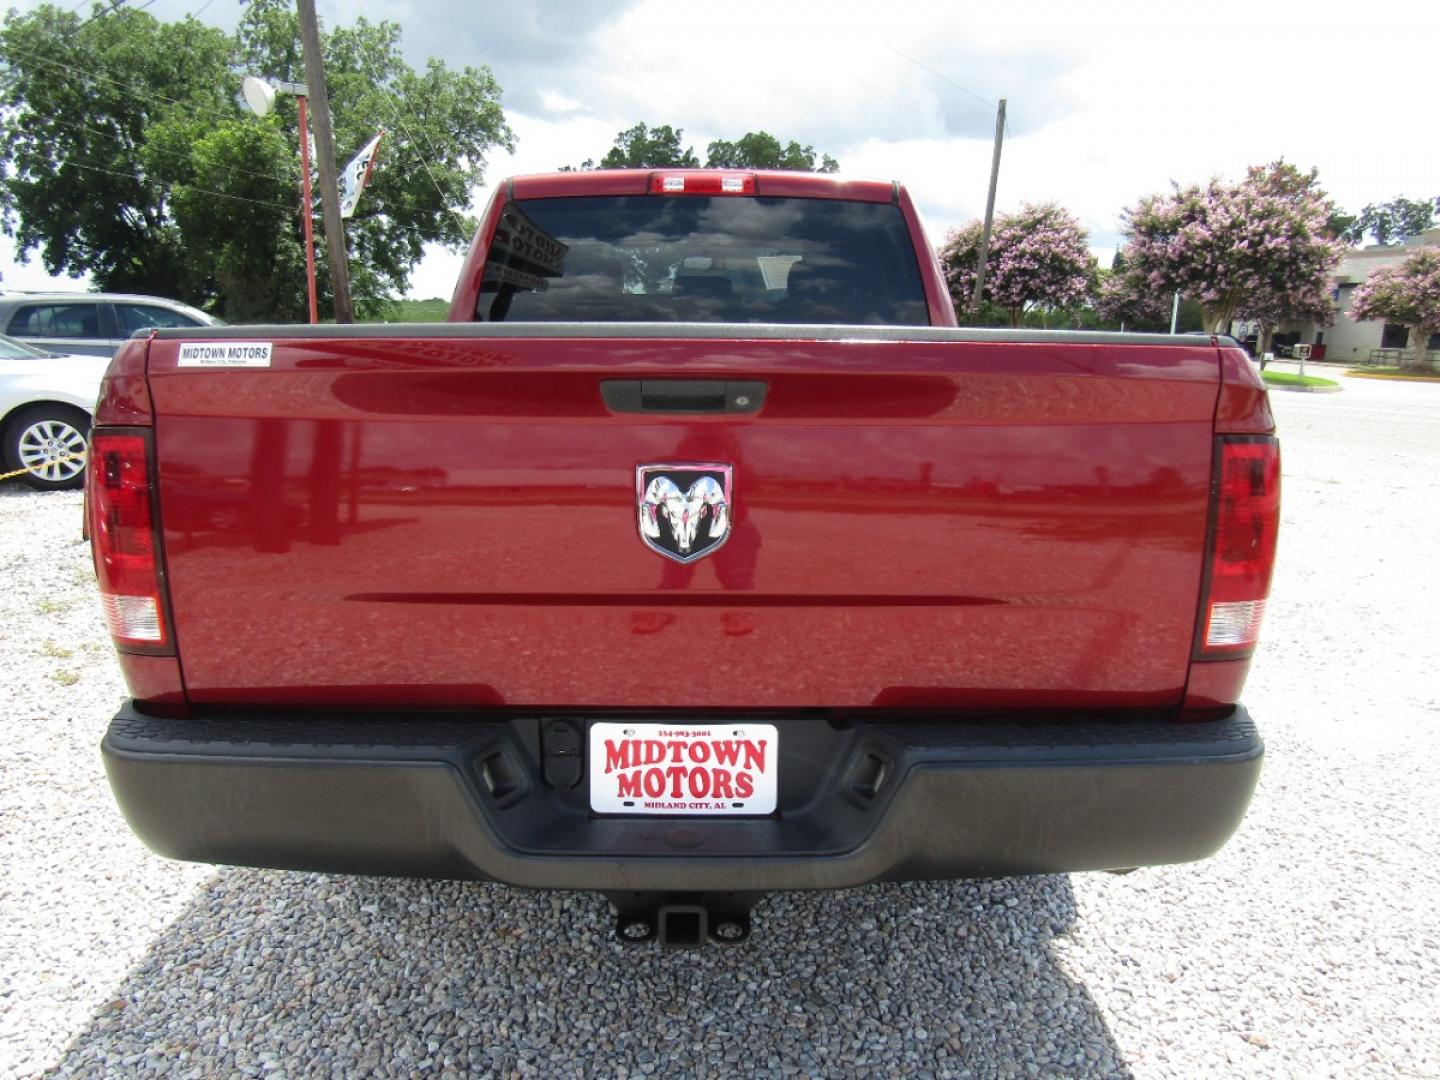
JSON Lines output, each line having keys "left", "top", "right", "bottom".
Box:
{"left": 0, "top": 291, "right": 221, "bottom": 359}
{"left": 0, "top": 333, "right": 107, "bottom": 489}
{"left": 91, "top": 170, "right": 1277, "bottom": 947}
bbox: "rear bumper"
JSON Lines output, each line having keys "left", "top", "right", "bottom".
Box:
{"left": 102, "top": 703, "right": 1262, "bottom": 892}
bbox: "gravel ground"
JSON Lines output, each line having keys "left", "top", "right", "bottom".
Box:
{"left": 2, "top": 371, "right": 1438, "bottom": 1078}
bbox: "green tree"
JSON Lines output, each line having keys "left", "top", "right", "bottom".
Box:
{"left": 0, "top": 1, "right": 514, "bottom": 321}
{"left": 568, "top": 122, "right": 699, "bottom": 170}
{"left": 165, "top": 120, "right": 307, "bottom": 321}
{"left": 566, "top": 123, "right": 839, "bottom": 173}
{"left": 234, "top": 0, "right": 513, "bottom": 318}
{"left": 704, "top": 131, "right": 839, "bottom": 172}
{"left": 0, "top": 4, "right": 235, "bottom": 296}
{"left": 1341, "top": 196, "right": 1438, "bottom": 246}
{"left": 1326, "top": 209, "right": 1357, "bottom": 241}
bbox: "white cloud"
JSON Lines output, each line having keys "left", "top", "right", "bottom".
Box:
{"left": 538, "top": 90, "right": 586, "bottom": 116}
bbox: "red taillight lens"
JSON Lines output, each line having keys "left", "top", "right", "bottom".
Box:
{"left": 1198, "top": 436, "right": 1280, "bottom": 658}
{"left": 88, "top": 431, "right": 170, "bottom": 651}
{"left": 649, "top": 173, "right": 756, "bottom": 195}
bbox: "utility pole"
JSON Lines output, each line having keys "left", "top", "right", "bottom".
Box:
{"left": 1169, "top": 291, "right": 1180, "bottom": 334}
{"left": 969, "top": 98, "right": 1006, "bottom": 321}
{"left": 296, "top": 0, "right": 353, "bottom": 323}
{"left": 240, "top": 76, "right": 317, "bottom": 322}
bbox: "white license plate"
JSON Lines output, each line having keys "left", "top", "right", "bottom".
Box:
{"left": 588, "top": 722, "right": 778, "bottom": 815}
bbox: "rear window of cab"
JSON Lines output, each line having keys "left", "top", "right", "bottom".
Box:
{"left": 476, "top": 195, "right": 929, "bottom": 326}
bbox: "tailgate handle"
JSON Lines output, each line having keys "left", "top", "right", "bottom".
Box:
{"left": 601, "top": 379, "right": 766, "bottom": 414}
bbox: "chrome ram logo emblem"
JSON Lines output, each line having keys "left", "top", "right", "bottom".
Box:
{"left": 636, "top": 463, "right": 733, "bottom": 563}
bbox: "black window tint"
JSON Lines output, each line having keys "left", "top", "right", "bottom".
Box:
{"left": 1381, "top": 324, "right": 1410, "bottom": 349}
{"left": 476, "top": 196, "right": 929, "bottom": 325}
{"left": 117, "top": 303, "right": 201, "bottom": 334}
{"left": 7, "top": 303, "right": 102, "bottom": 338}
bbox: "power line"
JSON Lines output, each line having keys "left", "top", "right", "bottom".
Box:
{"left": 8, "top": 5, "right": 469, "bottom": 272}
{"left": 50, "top": 159, "right": 466, "bottom": 245}
{"left": 349, "top": 0, "right": 475, "bottom": 241}
{"left": 26, "top": 112, "right": 297, "bottom": 187}
{"left": 58, "top": 159, "right": 293, "bottom": 211}
{"left": 77, "top": 0, "right": 156, "bottom": 30}
{"left": 350, "top": 82, "right": 473, "bottom": 241}
{"left": 3, "top": 42, "right": 240, "bottom": 130}
{"left": 76, "top": 0, "right": 127, "bottom": 27}
{"left": 15, "top": 118, "right": 464, "bottom": 239}
{"left": 885, "top": 45, "right": 997, "bottom": 111}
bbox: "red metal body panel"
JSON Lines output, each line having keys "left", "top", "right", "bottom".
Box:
{"left": 447, "top": 181, "right": 511, "bottom": 322}
{"left": 115, "top": 654, "right": 186, "bottom": 709}
{"left": 143, "top": 334, "right": 1223, "bottom": 710}
{"left": 1214, "top": 346, "right": 1275, "bottom": 434}
{"left": 95, "top": 337, "right": 154, "bottom": 426}
{"left": 897, "top": 185, "right": 959, "bottom": 328}
{"left": 1183, "top": 658, "right": 1254, "bottom": 714}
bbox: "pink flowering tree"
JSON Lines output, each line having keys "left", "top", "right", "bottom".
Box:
{"left": 940, "top": 203, "right": 1096, "bottom": 327}
{"left": 1121, "top": 161, "right": 1343, "bottom": 334}
{"left": 1237, "top": 281, "right": 1336, "bottom": 367}
{"left": 1349, "top": 249, "right": 1440, "bottom": 370}
{"left": 1096, "top": 266, "right": 1171, "bottom": 328}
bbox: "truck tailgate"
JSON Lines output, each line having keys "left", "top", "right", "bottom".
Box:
{"left": 145, "top": 326, "right": 1221, "bottom": 710}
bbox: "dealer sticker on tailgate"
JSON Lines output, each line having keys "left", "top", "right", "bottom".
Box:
{"left": 589, "top": 722, "right": 778, "bottom": 816}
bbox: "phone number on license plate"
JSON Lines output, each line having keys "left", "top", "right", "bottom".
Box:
{"left": 588, "top": 722, "right": 778, "bottom": 816}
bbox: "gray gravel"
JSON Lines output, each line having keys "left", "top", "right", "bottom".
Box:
{"left": 2, "top": 370, "right": 1439, "bottom": 1078}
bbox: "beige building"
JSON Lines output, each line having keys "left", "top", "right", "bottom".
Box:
{"left": 1233, "top": 228, "right": 1439, "bottom": 363}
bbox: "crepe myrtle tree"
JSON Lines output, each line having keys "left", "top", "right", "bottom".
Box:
{"left": 1121, "top": 161, "right": 1343, "bottom": 335}
{"left": 1237, "top": 283, "right": 1336, "bottom": 369}
{"left": 940, "top": 203, "right": 1096, "bottom": 328}
{"left": 1096, "top": 264, "right": 1172, "bottom": 329}
{"left": 1349, "top": 249, "right": 1440, "bottom": 370}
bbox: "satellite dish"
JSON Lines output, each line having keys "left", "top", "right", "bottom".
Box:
{"left": 241, "top": 76, "right": 276, "bottom": 118}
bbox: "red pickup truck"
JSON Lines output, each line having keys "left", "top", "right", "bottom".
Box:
{"left": 90, "top": 169, "right": 1275, "bottom": 947}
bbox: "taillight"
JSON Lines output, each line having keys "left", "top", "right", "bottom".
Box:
{"left": 1197, "top": 436, "right": 1280, "bottom": 658}
{"left": 87, "top": 431, "right": 171, "bottom": 652}
{"left": 649, "top": 173, "right": 756, "bottom": 195}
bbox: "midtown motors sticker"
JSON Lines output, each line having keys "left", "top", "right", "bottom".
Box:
{"left": 588, "top": 722, "right": 778, "bottom": 815}
{"left": 177, "top": 341, "right": 273, "bottom": 368}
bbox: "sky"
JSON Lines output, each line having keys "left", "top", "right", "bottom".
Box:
{"left": 3, "top": 0, "right": 1438, "bottom": 299}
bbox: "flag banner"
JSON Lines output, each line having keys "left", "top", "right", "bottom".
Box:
{"left": 339, "top": 131, "right": 384, "bottom": 219}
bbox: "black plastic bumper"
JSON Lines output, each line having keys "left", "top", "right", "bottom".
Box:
{"left": 102, "top": 704, "right": 1262, "bottom": 892}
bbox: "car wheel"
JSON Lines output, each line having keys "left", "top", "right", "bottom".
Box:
{"left": 2, "top": 405, "right": 91, "bottom": 491}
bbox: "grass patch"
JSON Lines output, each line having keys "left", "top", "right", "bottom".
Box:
{"left": 35, "top": 597, "right": 72, "bottom": 615}
{"left": 1346, "top": 367, "right": 1440, "bottom": 383}
{"left": 364, "top": 298, "right": 449, "bottom": 323}
{"left": 1262, "top": 371, "right": 1339, "bottom": 388}
{"left": 51, "top": 669, "right": 80, "bottom": 686}
{"left": 40, "top": 640, "right": 74, "bottom": 659}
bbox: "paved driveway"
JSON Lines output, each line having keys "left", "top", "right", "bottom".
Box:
{"left": 1, "top": 369, "right": 1437, "bottom": 1078}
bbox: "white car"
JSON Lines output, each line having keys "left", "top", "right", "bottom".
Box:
{"left": 0, "top": 291, "right": 222, "bottom": 358}
{"left": 0, "top": 333, "right": 108, "bottom": 490}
